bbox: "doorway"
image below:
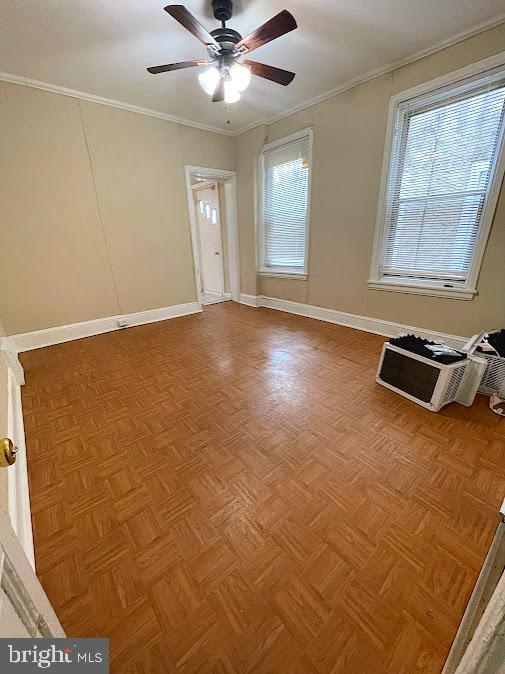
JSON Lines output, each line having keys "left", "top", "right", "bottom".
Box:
{"left": 194, "top": 182, "right": 226, "bottom": 304}
{"left": 184, "top": 166, "right": 240, "bottom": 306}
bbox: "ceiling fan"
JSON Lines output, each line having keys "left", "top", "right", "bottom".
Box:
{"left": 147, "top": 1, "right": 297, "bottom": 103}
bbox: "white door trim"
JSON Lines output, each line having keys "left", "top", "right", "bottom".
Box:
{"left": 443, "top": 518, "right": 505, "bottom": 673}
{"left": 0, "top": 506, "right": 64, "bottom": 637}
{"left": 7, "top": 377, "right": 35, "bottom": 570}
{"left": 0, "top": 349, "right": 34, "bottom": 570}
{"left": 184, "top": 166, "right": 241, "bottom": 304}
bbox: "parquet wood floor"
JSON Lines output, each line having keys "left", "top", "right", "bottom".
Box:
{"left": 21, "top": 303, "right": 505, "bottom": 673}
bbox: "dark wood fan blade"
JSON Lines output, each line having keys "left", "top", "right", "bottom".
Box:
{"left": 244, "top": 60, "right": 295, "bottom": 86}
{"left": 212, "top": 77, "right": 225, "bottom": 103}
{"left": 235, "top": 10, "right": 297, "bottom": 53}
{"left": 164, "top": 5, "right": 219, "bottom": 47}
{"left": 147, "top": 60, "right": 207, "bottom": 74}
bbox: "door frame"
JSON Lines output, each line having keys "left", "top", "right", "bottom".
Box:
{"left": 443, "top": 500, "right": 505, "bottom": 673}
{"left": 0, "top": 346, "right": 34, "bottom": 570}
{"left": 0, "top": 505, "right": 64, "bottom": 636}
{"left": 184, "top": 166, "right": 240, "bottom": 304}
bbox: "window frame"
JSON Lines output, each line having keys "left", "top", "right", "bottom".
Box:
{"left": 257, "top": 127, "right": 313, "bottom": 279}
{"left": 369, "top": 53, "right": 505, "bottom": 301}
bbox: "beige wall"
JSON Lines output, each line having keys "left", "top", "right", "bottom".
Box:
{"left": 180, "top": 126, "right": 235, "bottom": 171}
{"left": 236, "top": 23, "right": 505, "bottom": 337}
{"left": 1, "top": 24, "right": 504, "bottom": 339}
{"left": 236, "top": 125, "right": 266, "bottom": 297}
{"left": 0, "top": 82, "right": 234, "bottom": 335}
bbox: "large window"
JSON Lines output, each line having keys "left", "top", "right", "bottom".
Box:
{"left": 258, "top": 129, "right": 312, "bottom": 277}
{"left": 370, "top": 66, "right": 505, "bottom": 299}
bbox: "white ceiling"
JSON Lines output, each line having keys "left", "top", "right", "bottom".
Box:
{"left": 1, "top": 1, "right": 504, "bottom": 134}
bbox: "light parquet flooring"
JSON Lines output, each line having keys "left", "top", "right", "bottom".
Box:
{"left": 21, "top": 303, "right": 505, "bottom": 673}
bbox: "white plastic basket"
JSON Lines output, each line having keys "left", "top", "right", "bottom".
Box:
{"left": 377, "top": 342, "right": 487, "bottom": 412}
{"left": 463, "top": 331, "right": 505, "bottom": 398}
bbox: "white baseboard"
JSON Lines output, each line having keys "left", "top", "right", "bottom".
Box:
{"left": 239, "top": 294, "right": 262, "bottom": 308}
{"left": 201, "top": 291, "right": 232, "bottom": 305}
{"left": 8, "top": 302, "right": 202, "bottom": 353}
{"left": 240, "top": 295, "right": 468, "bottom": 348}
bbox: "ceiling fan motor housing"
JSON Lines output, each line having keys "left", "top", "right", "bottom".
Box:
{"left": 212, "top": 0, "right": 233, "bottom": 23}
{"left": 209, "top": 27, "right": 241, "bottom": 54}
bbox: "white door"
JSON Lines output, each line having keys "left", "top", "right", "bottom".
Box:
{"left": 0, "top": 352, "right": 64, "bottom": 638}
{"left": 195, "top": 184, "right": 225, "bottom": 296}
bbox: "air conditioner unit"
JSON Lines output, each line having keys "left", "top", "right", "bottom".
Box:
{"left": 464, "top": 331, "right": 505, "bottom": 398}
{"left": 376, "top": 342, "right": 486, "bottom": 412}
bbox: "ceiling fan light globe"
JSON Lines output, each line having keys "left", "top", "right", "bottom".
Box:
{"left": 230, "top": 63, "right": 251, "bottom": 92}
{"left": 224, "top": 80, "right": 241, "bottom": 104}
{"left": 198, "top": 66, "right": 220, "bottom": 95}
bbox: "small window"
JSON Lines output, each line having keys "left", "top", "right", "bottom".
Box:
{"left": 370, "top": 68, "right": 505, "bottom": 299}
{"left": 205, "top": 203, "right": 211, "bottom": 219}
{"left": 198, "top": 199, "right": 204, "bottom": 215}
{"left": 211, "top": 208, "right": 218, "bottom": 225}
{"left": 258, "top": 129, "right": 313, "bottom": 276}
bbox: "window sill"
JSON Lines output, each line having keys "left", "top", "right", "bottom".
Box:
{"left": 258, "top": 269, "right": 308, "bottom": 280}
{"left": 368, "top": 279, "right": 476, "bottom": 300}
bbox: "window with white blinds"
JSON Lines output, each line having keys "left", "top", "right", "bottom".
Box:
{"left": 371, "top": 69, "right": 505, "bottom": 298}
{"left": 259, "top": 130, "right": 312, "bottom": 274}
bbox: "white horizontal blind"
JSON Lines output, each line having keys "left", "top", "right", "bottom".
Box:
{"left": 382, "top": 77, "right": 505, "bottom": 284}
{"left": 263, "top": 135, "right": 310, "bottom": 270}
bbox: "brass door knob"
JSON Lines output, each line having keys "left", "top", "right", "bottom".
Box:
{"left": 0, "top": 438, "right": 17, "bottom": 467}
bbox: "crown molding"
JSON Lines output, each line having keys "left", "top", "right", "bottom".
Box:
{"left": 0, "top": 71, "right": 234, "bottom": 136}
{"left": 1, "top": 13, "right": 504, "bottom": 139}
{"left": 231, "top": 13, "right": 505, "bottom": 137}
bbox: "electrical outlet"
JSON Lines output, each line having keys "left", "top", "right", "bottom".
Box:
{"left": 117, "top": 319, "right": 128, "bottom": 328}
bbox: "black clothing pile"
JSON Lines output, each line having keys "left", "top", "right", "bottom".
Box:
{"left": 477, "top": 329, "right": 505, "bottom": 358}
{"left": 389, "top": 334, "right": 467, "bottom": 364}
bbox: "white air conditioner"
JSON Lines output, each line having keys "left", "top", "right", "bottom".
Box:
{"left": 464, "top": 331, "right": 505, "bottom": 398}
{"left": 376, "top": 342, "right": 487, "bottom": 412}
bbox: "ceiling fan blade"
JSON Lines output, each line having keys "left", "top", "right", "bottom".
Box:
{"left": 244, "top": 60, "right": 295, "bottom": 86}
{"left": 212, "top": 77, "right": 225, "bottom": 103}
{"left": 235, "top": 10, "right": 297, "bottom": 54}
{"left": 164, "top": 5, "right": 219, "bottom": 48}
{"left": 147, "top": 60, "right": 207, "bottom": 74}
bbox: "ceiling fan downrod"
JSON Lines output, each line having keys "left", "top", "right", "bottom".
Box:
{"left": 212, "top": 0, "right": 233, "bottom": 27}
{"left": 210, "top": 0, "right": 240, "bottom": 51}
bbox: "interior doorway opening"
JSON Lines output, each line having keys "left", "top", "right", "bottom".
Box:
{"left": 194, "top": 180, "right": 227, "bottom": 304}
{"left": 184, "top": 166, "right": 240, "bottom": 307}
